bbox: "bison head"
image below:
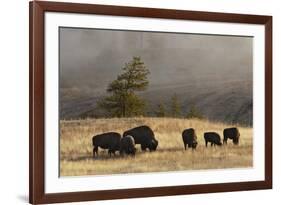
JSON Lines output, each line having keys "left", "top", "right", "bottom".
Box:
{"left": 233, "top": 138, "right": 239, "bottom": 145}
{"left": 192, "top": 140, "right": 198, "bottom": 149}
{"left": 149, "top": 139, "right": 158, "bottom": 151}
{"left": 129, "top": 147, "right": 137, "bottom": 155}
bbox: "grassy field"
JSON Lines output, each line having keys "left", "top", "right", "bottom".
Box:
{"left": 60, "top": 117, "right": 253, "bottom": 176}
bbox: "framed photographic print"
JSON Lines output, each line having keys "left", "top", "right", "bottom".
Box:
{"left": 29, "top": 1, "right": 272, "bottom": 204}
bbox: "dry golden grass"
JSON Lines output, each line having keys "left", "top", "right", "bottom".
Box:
{"left": 60, "top": 117, "right": 252, "bottom": 176}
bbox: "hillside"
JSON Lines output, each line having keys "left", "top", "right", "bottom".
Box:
{"left": 60, "top": 79, "right": 252, "bottom": 126}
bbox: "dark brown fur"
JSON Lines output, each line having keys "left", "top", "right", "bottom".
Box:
{"left": 182, "top": 128, "right": 198, "bottom": 150}
{"left": 223, "top": 127, "right": 240, "bottom": 145}
{"left": 123, "top": 125, "right": 158, "bottom": 151}
{"left": 120, "top": 135, "right": 136, "bottom": 156}
{"left": 92, "top": 132, "right": 121, "bottom": 157}
{"left": 204, "top": 132, "right": 222, "bottom": 147}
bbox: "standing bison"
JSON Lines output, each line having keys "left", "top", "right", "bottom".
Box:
{"left": 182, "top": 128, "right": 198, "bottom": 150}
{"left": 223, "top": 127, "right": 240, "bottom": 145}
{"left": 120, "top": 135, "right": 136, "bottom": 156}
{"left": 92, "top": 132, "right": 121, "bottom": 157}
{"left": 123, "top": 125, "right": 158, "bottom": 151}
{"left": 204, "top": 132, "right": 222, "bottom": 147}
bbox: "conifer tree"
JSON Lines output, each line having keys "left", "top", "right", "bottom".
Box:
{"left": 155, "top": 102, "right": 166, "bottom": 117}
{"left": 170, "top": 93, "right": 181, "bottom": 117}
{"left": 186, "top": 104, "right": 204, "bottom": 119}
{"left": 98, "top": 56, "right": 150, "bottom": 117}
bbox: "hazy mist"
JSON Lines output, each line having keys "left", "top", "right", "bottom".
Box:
{"left": 59, "top": 27, "right": 253, "bottom": 125}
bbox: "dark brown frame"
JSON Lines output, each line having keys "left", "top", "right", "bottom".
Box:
{"left": 29, "top": 1, "right": 272, "bottom": 204}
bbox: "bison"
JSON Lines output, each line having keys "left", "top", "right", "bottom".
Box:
{"left": 120, "top": 135, "right": 136, "bottom": 156}
{"left": 123, "top": 125, "right": 158, "bottom": 151}
{"left": 223, "top": 127, "right": 240, "bottom": 145}
{"left": 182, "top": 128, "right": 198, "bottom": 150}
{"left": 92, "top": 132, "right": 121, "bottom": 157}
{"left": 204, "top": 132, "right": 222, "bottom": 147}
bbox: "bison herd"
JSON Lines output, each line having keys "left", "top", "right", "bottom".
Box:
{"left": 92, "top": 126, "right": 157, "bottom": 157}
{"left": 92, "top": 126, "right": 240, "bottom": 158}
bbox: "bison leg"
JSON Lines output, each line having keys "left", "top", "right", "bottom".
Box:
{"left": 184, "top": 143, "right": 187, "bottom": 150}
{"left": 109, "top": 149, "right": 116, "bottom": 156}
{"left": 141, "top": 145, "right": 147, "bottom": 151}
{"left": 211, "top": 142, "right": 214, "bottom": 146}
{"left": 205, "top": 141, "right": 208, "bottom": 147}
{"left": 223, "top": 138, "right": 227, "bottom": 145}
{"left": 93, "top": 146, "right": 98, "bottom": 157}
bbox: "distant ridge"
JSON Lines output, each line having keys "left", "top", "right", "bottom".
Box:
{"left": 60, "top": 79, "right": 252, "bottom": 126}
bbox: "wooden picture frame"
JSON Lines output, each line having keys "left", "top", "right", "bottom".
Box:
{"left": 29, "top": 1, "right": 272, "bottom": 204}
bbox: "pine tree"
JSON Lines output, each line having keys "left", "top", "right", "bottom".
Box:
{"left": 155, "top": 102, "right": 166, "bottom": 117}
{"left": 98, "top": 56, "right": 150, "bottom": 117}
{"left": 170, "top": 93, "right": 181, "bottom": 117}
{"left": 186, "top": 104, "right": 204, "bottom": 119}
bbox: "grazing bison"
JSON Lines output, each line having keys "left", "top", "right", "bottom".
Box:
{"left": 123, "top": 125, "right": 158, "bottom": 151}
{"left": 204, "top": 132, "right": 222, "bottom": 147}
{"left": 92, "top": 132, "right": 121, "bottom": 157}
{"left": 182, "top": 128, "right": 198, "bottom": 150}
{"left": 120, "top": 135, "right": 136, "bottom": 156}
{"left": 223, "top": 127, "right": 240, "bottom": 145}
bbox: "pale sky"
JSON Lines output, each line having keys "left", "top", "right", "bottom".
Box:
{"left": 59, "top": 27, "right": 253, "bottom": 94}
